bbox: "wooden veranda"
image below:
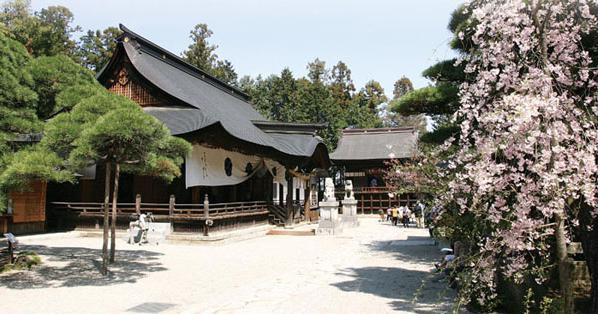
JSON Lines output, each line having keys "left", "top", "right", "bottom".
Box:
{"left": 49, "top": 196, "right": 271, "bottom": 233}
{"left": 355, "top": 187, "right": 417, "bottom": 215}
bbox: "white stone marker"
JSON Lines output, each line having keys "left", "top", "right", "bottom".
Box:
{"left": 317, "top": 178, "right": 342, "bottom": 235}
{"left": 341, "top": 180, "right": 359, "bottom": 227}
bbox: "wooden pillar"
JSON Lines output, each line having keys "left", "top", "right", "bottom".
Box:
{"left": 304, "top": 181, "right": 311, "bottom": 222}
{"left": 168, "top": 194, "right": 175, "bottom": 232}
{"left": 191, "top": 186, "right": 201, "bottom": 204}
{"left": 360, "top": 193, "right": 364, "bottom": 215}
{"left": 135, "top": 194, "right": 141, "bottom": 215}
{"left": 203, "top": 194, "right": 210, "bottom": 236}
{"left": 285, "top": 169, "right": 293, "bottom": 226}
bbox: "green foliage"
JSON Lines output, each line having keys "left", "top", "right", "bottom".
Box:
{"left": 0, "top": 146, "right": 72, "bottom": 190}
{"left": 78, "top": 26, "right": 121, "bottom": 71}
{"left": 34, "top": 5, "right": 80, "bottom": 57}
{"left": 70, "top": 103, "right": 191, "bottom": 181}
{"left": 388, "top": 6, "right": 470, "bottom": 146}
{"left": 354, "top": 80, "right": 388, "bottom": 113}
{"left": 54, "top": 83, "right": 105, "bottom": 113}
{"left": 306, "top": 58, "right": 328, "bottom": 83}
{"left": 392, "top": 84, "right": 459, "bottom": 116}
{"left": 25, "top": 55, "right": 97, "bottom": 119}
{"left": 42, "top": 91, "right": 138, "bottom": 157}
{"left": 392, "top": 76, "right": 414, "bottom": 100}
{"left": 243, "top": 60, "right": 384, "bottom": 148}
{"left": 182, "top": 23, "right": 238, "bottom": 85}
{"left": 329, "top": 61, "right": 355, "bottom": 107}
{"left": 422, "top": 59, "right": 465, "bottom": 83}
{"left": 419, "top": 124, "right": 459, "bottom": 144}
{"left": 383, "top": 76, "right": 427, "bottom": 132}
{"left": 0, "top": 251, "right": 41, "bottom": 272}
{"left": 0, "top": 1, "right": 80, "bottom": 59}
{"left": 0, "top": 29, "right": 39, "bottom": 212}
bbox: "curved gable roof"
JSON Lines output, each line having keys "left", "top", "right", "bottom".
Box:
{"left": 97, "top": 25, "right": 330, "bottom": 167}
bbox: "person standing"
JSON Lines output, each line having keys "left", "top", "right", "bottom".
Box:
{"left": 402, "top": 205, "right": 411, "bottom": 228}
{"left": 391, "top": 206, "right": 399, "bottom": 226}
{"left": 386, "top": 207, "right": 392, "bottom": 222}
{"left": 415, "top": 202, "right": 425, "bottom": 228}
{"left": 378, "top": 209, "right": 385, "bottom": 222}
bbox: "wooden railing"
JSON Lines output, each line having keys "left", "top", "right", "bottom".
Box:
{"left": 51, "top": 198, "right": 269, "bottom": 221}
{"left": 357, "top": 187, "right": 393, "bottom": 193}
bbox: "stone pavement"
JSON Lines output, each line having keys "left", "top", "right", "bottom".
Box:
{"left": 0, "top": 218, "right": 462, "bottom": 314}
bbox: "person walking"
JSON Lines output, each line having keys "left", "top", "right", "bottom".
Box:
{"left": 402, "top": 205, "right": 411, "bottom": 228}
{"left": 386, "top": 207, "right": 392, "bottom": 222}
{"left": 415, "top": 201, "right": 425, "bottom": 228}
{"left": 391, "top": 206, "right": 399, "bottom": 226}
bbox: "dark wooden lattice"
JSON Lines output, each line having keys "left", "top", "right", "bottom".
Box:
{"left": 109, "top": 68, "right": 161, "bottom": 106}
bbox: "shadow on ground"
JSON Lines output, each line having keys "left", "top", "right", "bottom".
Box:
{"left": 331, "top": 232, "right": 460, "bottom": 313}
{"left": 0, "top": 244, "right": 166, "bottom": 289}
{"left": 332, "top": 266, "right": 455, "bottom": 313}
{"left": 365, "top": 236, "right": 442, "bottom": 265}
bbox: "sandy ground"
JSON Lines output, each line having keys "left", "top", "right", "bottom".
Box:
{"left": 0, "top": 218, "right": 462, "bottom": 314}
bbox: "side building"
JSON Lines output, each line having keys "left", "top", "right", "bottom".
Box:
{"left": 330, "top": 127, "right": 418, "bottom": 214}
{"left": 43, "top": 24, "right": 330, "bottom": 233}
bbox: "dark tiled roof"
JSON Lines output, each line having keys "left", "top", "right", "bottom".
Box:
{"left": 143, "top": 107, "right": 214, "bottom": 135}
{"left": 97, "top": 25, "right": 329, "bottom": 163}
{"left": 330, "top": 127, "right": 418, "bottom": 161}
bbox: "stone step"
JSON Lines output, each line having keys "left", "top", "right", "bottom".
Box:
{"left": 165, "top": 223, "right": 273, "bottom": 245}
{"left": 266, "top": 229, "right": 315, "bottom": 236}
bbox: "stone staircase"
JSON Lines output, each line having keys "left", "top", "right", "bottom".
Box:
{"left": 268, "top": 205, "right": 303, "bottom": 226}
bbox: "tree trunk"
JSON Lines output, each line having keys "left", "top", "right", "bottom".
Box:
{"left": 555, "top": 211, "right": 574, "bottom": 313}
{"left": 109, "top": 163, "right": 120, "bottom": 263}
{"left": 101, "top": 162, "right": 111, "bottom": 275}
{"left": 578, "top": 204, "right": 598, "bottom": 314}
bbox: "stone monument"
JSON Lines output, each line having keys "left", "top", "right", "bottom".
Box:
{"left": 341, "top": 180, "right": 359, "bottom": 227}
{"left": 317, "top": 177, "right": 342, "bottom": 235}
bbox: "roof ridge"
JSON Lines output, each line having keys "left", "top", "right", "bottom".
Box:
{"left": 118, "top": 24, "right": 249, "bottom": 101}
{"left": 342, "top": 127, "right": 416, "bottom": 135}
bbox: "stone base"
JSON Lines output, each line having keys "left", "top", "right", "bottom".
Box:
{"left": 341, "top": 215, "right": 360, "bottom": 227}
{"left": 316, "top": 219, "right": 342, "bottom": 236}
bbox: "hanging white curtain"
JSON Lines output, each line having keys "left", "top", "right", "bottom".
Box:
{"left": 186, "top": 145, "right": 263, "bottom": 187}
{"left": 264, "top": 159, "right": 286, "bottom": 185}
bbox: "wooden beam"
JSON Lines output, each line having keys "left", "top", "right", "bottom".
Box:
{"left": 286, "top": 169, "right": 293, "bottom": 225}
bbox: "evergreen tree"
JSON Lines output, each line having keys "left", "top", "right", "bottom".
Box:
{"left": 392, "top": 76, "right": 413, "bottom": 100}
{"left": 354, "top": 80, "right": 387, "bottom": 113}
{"left": 26, "top": 54, "right": 97, "bottom": 119}
{"left": 389, "top": 5, "right": 471, "bottom": 144}
{"left": 69, "top": 101, "right": 190, "bottom": 272}
{"left": 78, "top": 26, "right": 121, "bottom": 71}
{"left": 306, "top": 58, "right": 328, "bottom": 83}
{"left": 182, "top": 23, "right": 238, "bottom": 86}
{"left": 0, "top": 29, "right": 39, "bottom": 211}
{"left": 384, "top": 76, "right": 427, "bottom": 133}
{"left": 329, "top": 61, "right": 355, "bottom": 107}
{"left": 0, "top": 1, "right": 80, "bottom": 59}
{"left": 243, "top": 59, "right": 384, "bottom": 148}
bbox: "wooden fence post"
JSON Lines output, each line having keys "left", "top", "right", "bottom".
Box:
{"left": 135, "top": 194, "right": 141, "bottom": 215}
{"left": 169, "top": 194, "right": 175, "bottom": 233}
{"left": 203, "top": 194, "right": 210, "bottom": 236}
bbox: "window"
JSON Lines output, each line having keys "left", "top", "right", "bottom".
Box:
{"left": 224, "top": 158, "right": 232, "bottom": 176}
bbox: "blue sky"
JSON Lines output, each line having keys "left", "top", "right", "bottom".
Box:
{"left": 31, "top": 0, "right": 463, "bottom": 97}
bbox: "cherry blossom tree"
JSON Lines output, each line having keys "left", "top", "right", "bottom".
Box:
{"left": 430, "top": 0, "right": 598, "bottom": 311}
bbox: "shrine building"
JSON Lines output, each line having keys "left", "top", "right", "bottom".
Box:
{"left": 42, "top": 24, "right": 330, "bottom": 233}
{"left": 330, "top": 127, "right": 418, "bottom": 214}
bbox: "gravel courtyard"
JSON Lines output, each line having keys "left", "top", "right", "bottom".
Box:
{"left": 0, "top": 218, "right": 461, "bottom": 314}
